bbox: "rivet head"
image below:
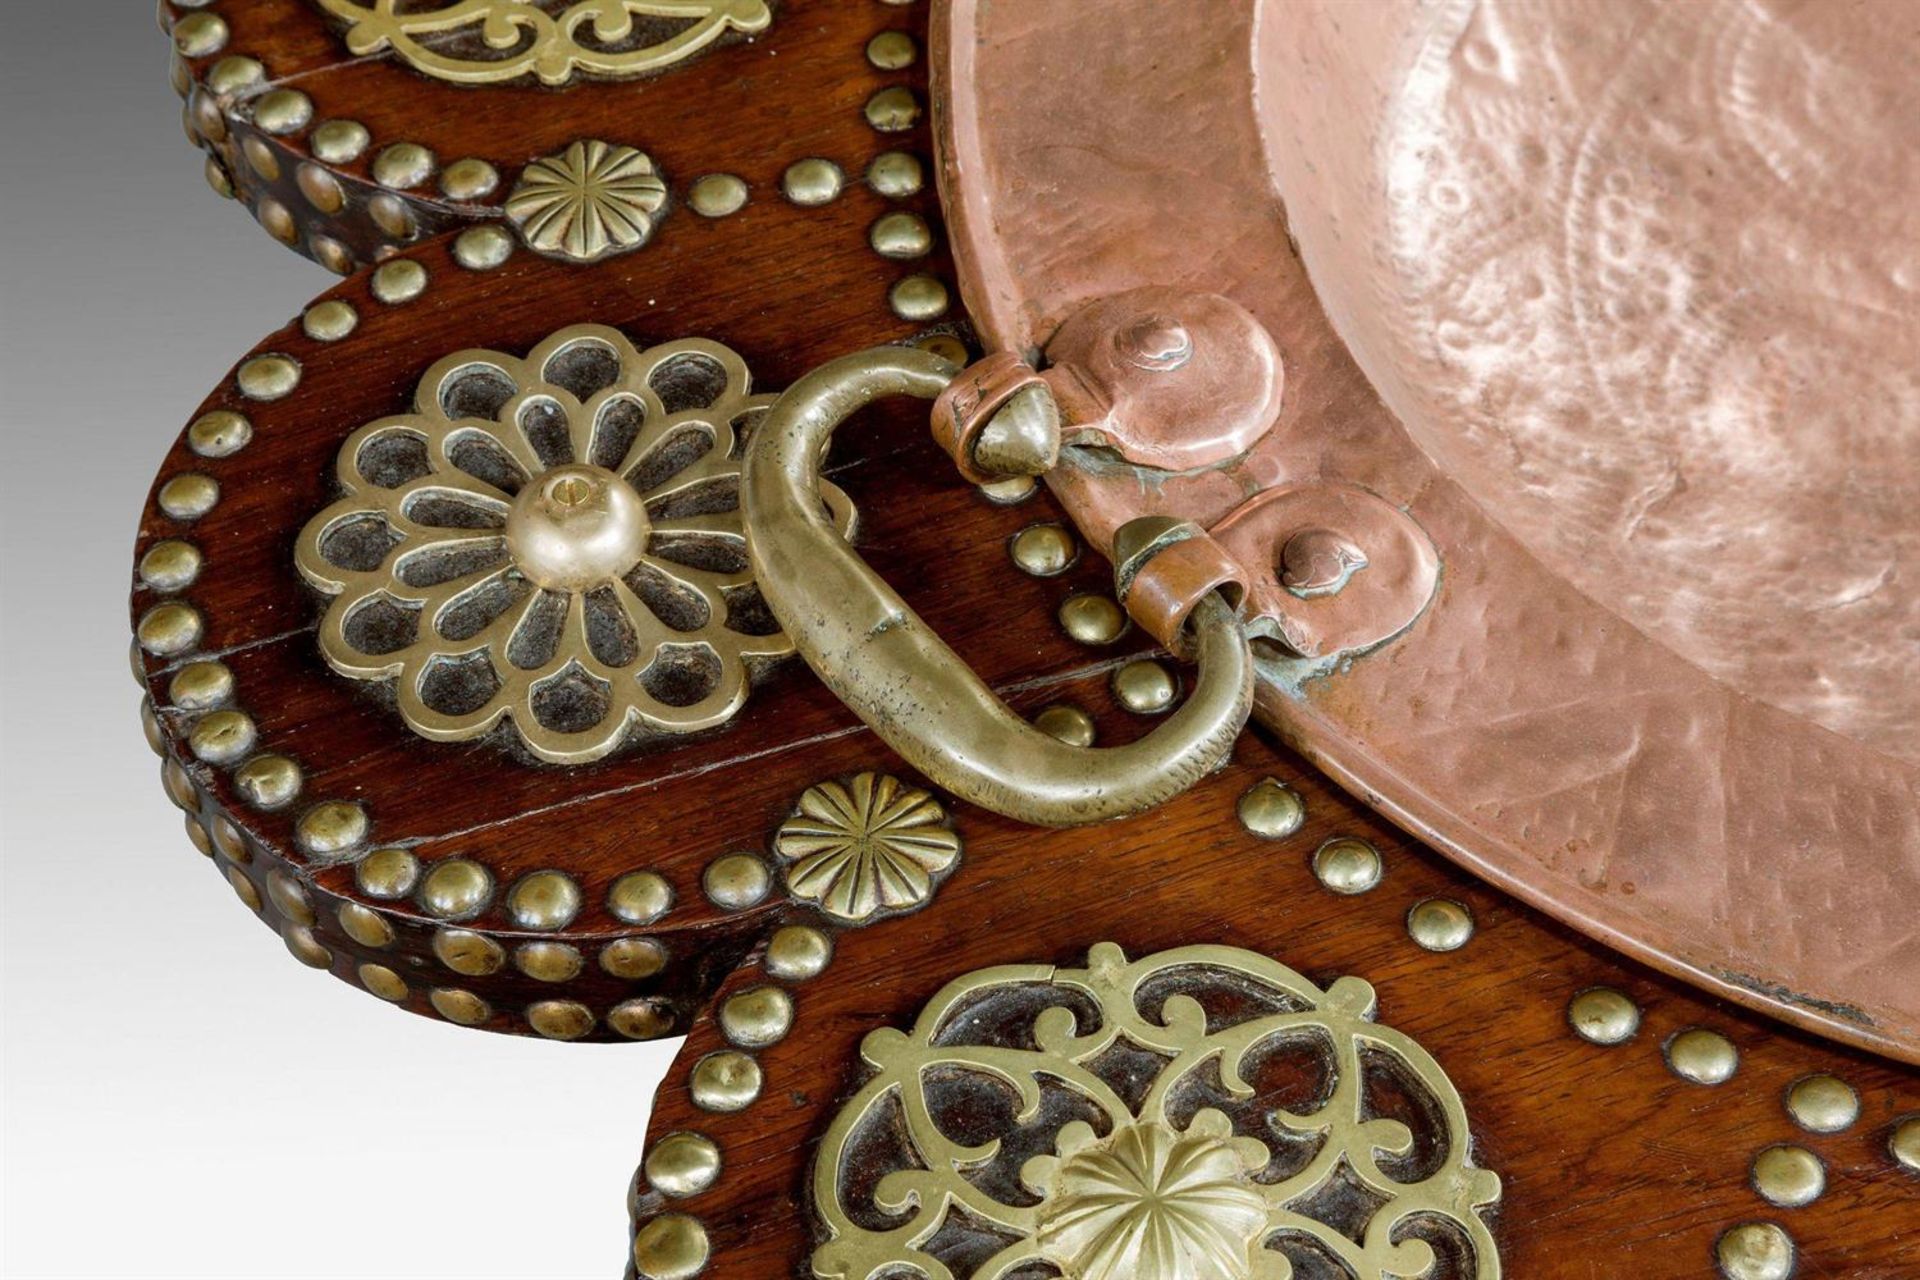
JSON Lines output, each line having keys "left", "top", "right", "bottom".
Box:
{"left": 189, "top": 709, "right": 256, "bottom": 765}
{"left": 433, "top": 929, "right": 503, "bottom": 976}
{"left": 370, "top": 259, "right": 428, "bottom": 305}
{"left": 158, "top": 474, "right": 220, "bottom": 521}
{"left": 781, "top": 157, "right": 844, "bottom": 207}
{"left": 632, "top": 1214, "right": 709, "bottom": 1280}
{"left": 869, "top": 210, "right": 932, "bottom": 259}
{"left": 1784, "top": 1074, "right": 1859, "bottom": 1133}
{"left": 1236, "top": 778, "right": 1305, "bottom": 839}
{"left": 719, "top": 987, "right": 794, "bottom": 1048}
{"left": 864, "top": 86, "right": 922, "bottom": 133}
{"left": 355, "top": 847, "right": 420, "bottom": 899}
{"left": 372, "top": 142, "right": 436, "bottom": 190}
{"left": 600, "top": 937, "right": 668, "bottom": 980}
{"left": 866, "top": 30, "right": 917, "bottom": 70}
{"left": 429, "top": 988, "right": 492, "bottom": 1026}
{"left": 227, "top": 867, "right": 262, "bottom": 912}
{"left": 439, "top": 157, "right": 500, "bottom": 201}
{"left": 138, "top": 602, "right": 203, "bottom": 655}
{"left": 168, "top": 661, "right": 233, "bottom": 710}
{"left": 139, "top": 540, "right": 203, "bottom": 592}
{"left": 302, "top": 300, "right": 358, "bottom": 342}
{"left": 703, "top": 853, "right": 771, "bottom": 911}
{"left": 1058, "top": 594, "right": 1127, "bottom": 645}
{"left": 690, "top": 1050, "right": 763, "bottom": 1112}
{"left": 1567, "top": 988, "right": 1640, "bottom": 1045}
{"left": 609, "top": 871, "right": 673, "bottom": 924}
{"left": 188, "top": 410, "right": 252, "bottom": 458}
{"left": 1112, "top": 659, "right": 1178, "bottom": 715}
{"left": 236, "top": 353, "right": 301, "bottom": 401}
{"left": 358, "top": 963, "right": 408, "bottom": 1002}
{"left": 266, "top": 869, "right": 315, "bottom": 925}
{"left": 1891, "top": 1115, "right": 1920, "bottom": 1172}
{"left": 1280, "top": 527, "right": 1370, "bottom": 599}
{"left": 1407, "top": 898, "right": 1475, "bottom": 952}
{"left": 867, "top": 150, "right": 924, "bottom": 199}
{"left": 687, "top": 172, "right": 748, "bottom": 218}
{"left": 1115, "top": 314, "right": 1193, "bottom": 371}
{"left": 338, "top": 902, "right": 395, "bottom": 948}
{"left": 171, "top": 12, "right": 229, "bottom": 57}
{"left": 527, "top": 999, "right": 595, "bottom": 1041}
{"left": 888, "top": 273, "right": 950, "bottom": 321}
{"left": 514, "top": 941, "right": 583, "bottom": 983}
{"left": 1033, "top": 704, "right": 1096, "bottom": 748}
{"left": 1666, "top": 1028, "right": 1739, "bottom": 1085}
{"left": 609, "top": 998, "right": 676, "bottom": 1040}
{"left": 504, "top": 464, "right": 649, "bottom": 590}
{"left": 1311, "top": 837, "right": 1383, "bottom": 895}
{"left": 297, "top": 800, "right": 368, "bottom": 858}
{"left": 1010, "top": 523, "right": 1077, "bottom": 577}
{"left": 212, "top": 817, "right": 248, "bottom": 862}
{"left": 1715, "top": 1222, "right": 1794, "bottom": 1280}
{"left": 1750, "top": 1145, "right": 1825, "bottom": 1208}
{"left": 298, "top": 163, "right": 347, "bottom": 215}
{"left": 506, "top": 870, "right": 583, "bottom": 930}
{"left": 204, "top": 56, "right": 264, "bottom": 96}
{"left": 252, "top": 88, "right": 312, "bottom": 135}
{"left": 310, "top": 120, "right": 371, "bottom": 164}
{"left": 765, "top": 926, "right": 833, "bottom": 981}
{"left": 645, "top": 1133, "right": 721, "bottom": 1198}
{"left": 234, "top": 754, "right": 302, "bottom": 810}
{"left": 452, "top": 225, "right": 514, "bottom": 270}
{"left": 419, "top": 857, "right": 493, "bottom": 919}
{"left": 184, "top": 815, "right": 213, "bottom": 857}
{"left": 282, "top": 925, "right": 332, "bottom": 969}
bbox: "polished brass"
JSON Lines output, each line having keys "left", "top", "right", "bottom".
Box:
{"left": 687, "top": 173, "right": 749, "bottom": 218}
{"left": 774, "top": 774, "right": 959, "bottom": 923}
{"left": 1715, "top": 1223, "right": 1795, "bottom": 1280}
{"left": 1785, "top": 1074, "right": 1859, "bottom": 1134}
{"left": 1667, "top": 1028, "right": 1740, "bottom": 1085}
{"left": 1235, "top": 777, "right": 1305, "bottom": 839}
{"left": 506, "top": 142, "right": 667, "bottom": 262}
{"left": 1568, "top": 988, "right": 1641, "bottom": 1046}
{"left": 1312, "top": 836, "right": 1383, "bottom": 895}
{"left": 742, "top": 347, "right": 1253, "bottom": 826}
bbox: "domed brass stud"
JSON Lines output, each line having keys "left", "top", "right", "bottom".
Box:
{"left": 227, "top": 867, "right": 262, "bottom": 911}
{"left": 782, "top": 157, "right": 844, "bottom": 207}
{"left": 171, "top": 12, "right": 228, "bottom": 57}
{"left": 205, "top": 56, "right": 264, "bottom": 97}
{"left": 1407, "top": 898, "right": 1474, "bottom": 952}
{"left": 1715, "top": 1222, "right": 1794, "bottom": 1280}
{"left": 600, "top": 937, "right": 668, "bottom": 980}
{"left": 338, "top": 902, "right": 395, "bottom": 948}
{"left": 139, "top": 540, "right": 202, "bottom": 592}
{"left": 506, "top": 870, "right": 583, "bottom": 930}
{"left": 888, "top": 273, "right": 949, "bottom": 321}
{"left": 141, "top": 698, "right": 164, "bottom": 755}
{"left": 1058, "top": 594, "right": 1127, "bottom": 646}
{"left": 266, "top": 869, "right": 315, "bottom": 926}
{"left": 527, "top": 1000, "right": 596, "bottom": 1041}
{"left": 720, "top": 987, "right": 794, "bottom": 1049}
{"left": 429, "top": 988, "right": 492, "bottom": 1026}
{"left": 419, "top": 857, "right": 493, "bottom": 919}
{"left": 358, "top": 963, "right": 408, "bottom": 1002}
{"left": 866, "top": 31, "right": 917, "bottom": 70}
{"left": 432, "top": 928, "right": 503, "bottom": 976}
{"left": 865, "top": 86, "right": 921, "bottom": 133}
{"left": 354, "top": 847, "right": 419, "bottom": 900}
{"left": 1666, "top": 1028, "right": 1739, "bottom": 1085}
{"left": 283, "top": 925, "right": 332, "bottom": 969}
{"left": 1112, "top": 659, "right": 1178, "bottom": 715}
{"left": 297, "top": 800, "right": 368, "bottom": 858}
{"left": 977, "top": 475, "right": 1036, "bottom": 505}
{"left": 253, "top": 89, "right": 312, "bottom": 135}
{"left": 703, "top": 854, "right": 770, "bottom": 911}
{"left": 632, "top": 1214, "right": 709, "bottom": 1280}
{"left": 1891, "top": 1115, "right": 1920, "bottom": 1172}
{"left": 372, "top": 142, "right": 435, "bottom": 190}
{"left": 211, "top": 817, "right": 248, "bottom": 862}
{"left": 1784, "top": 1074, "right": 1859, "bottom": 1134}
{"left": 242, "top": 136, "right": 280, "bottom": 181}
{"left": 189, "top": 89, "right": 226, "bottom": 143}
{"left": 645, "top": 1133, "right": 721, "bottom": 1198}
{"left": 297, "top": 163, "right": 347, "bottom": 215}
{"left": 169, "top": 662, "right": 232, "bottom": 711}
{"left": 868, "top": 150, "right": 924, "bottom": 199}
{"left": 609, "top": 871, "right": 673, "bottom": 925}
{"left": 1034, "top": 704, "right": 1096, "bottom": 748}
{"left": 370, "top": 194, "right": 417, "bottom": 242}
{"left": 439, "top": 157, "right": 500, "bottom": 201}
{"left": 370, "top": 260, "right": 428, "bottom": 304}
{"left": 187, "top": 410, "right": 251, "bottom": 458}
{"left": 236, "top": 353, "right": 301, "bottom": 401}
{"left": 1009, "top": 523, "right": 1077, "bottom": 577}
{"left": 157, "top": 474, "right": 220, "bottom": 521}
{"left": 234, "top": 754, "right": 302, "bottom": 810}
{"left": 452, "top": 225, "right": 514, "bottom": 270}
{"left": 1312, "top": 836, "right": 1383, "bottom": 895}
{"left": 1236, "top": 778, "right": 1305, "bottom": 840}
{"left": 184, "top": 814, "right": 213, "bottom": 857}
{"left": 310, "top": 234, "right": 355, "bottom": 275}
{"left": 1750, "top": 1145, "right": 1824, "bottom": 1208}
{"left": 311, "top": 120, "right": 371, "bottom": 164}
{"left": 302, "top": 300, "right": 358, "bottom": 342}
{"left": 609, "top": 998, "right": 675, "bottom": 1040}
{"left": 189, "top": 709, "right": 256, "bottom": 765}
{"left": 138, "top": 602, "right": 203, "bottom": 656}
{"left": 1567, "top": 988, "right": 1640, "bottom": 1045}
{"left": 765, "top": 925, "right": 833, "bottom": 981}
{"left": 256, "top": 198, "right": 300, "bottom": 246}
{"left": 690, "top": 1051, "right": 762, "bottom": 1112}
{"left": 162, "top": 759, "right": 197, "bottom": 811}
{"left": 869, "top": 211, "right": 932, "bottom": 259}
{"left": 514, "top": 942, "right": 583, "bottom": 983}
{"left": 687, "top": 173, "right": 748, "bottom": 218}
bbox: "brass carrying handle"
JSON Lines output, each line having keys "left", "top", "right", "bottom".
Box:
{"left": 742, "top": 346, "right": 1254, "bottom": 827}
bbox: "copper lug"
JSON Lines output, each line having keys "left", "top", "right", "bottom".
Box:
{"left": 1112, "top": 516, "right": 1249, "bottom": 659}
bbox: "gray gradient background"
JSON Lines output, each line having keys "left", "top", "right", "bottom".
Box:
{"left": 0, "top": 12, "right": 680, "bottom": 1278}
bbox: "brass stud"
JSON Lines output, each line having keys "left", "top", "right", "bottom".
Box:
{"left": 868, "top": 150, "right": 924, "bottom": 199}
{"left": 1714, "top": 1222, "right": 1794, "bottom": 1280}
{"left": 265, "top": 869, "right": 316, "bottom": 925}
{"left": 976, "top": 475, "right": 1036, "bottom": 505}
{"left": 1750, "top": 1145, "right": 1824, "bottom": 1208}
{"left": 419, "top": 857, "right": 493, "bottom": 919}
{"left": 138, "top": 602, "right": 203, "bottom": 656}
{"left": 302, "top": 300, "right": 359, "bottom": 342}
{"left": 1784, "top": 1074, "right": 1859, "bottom": 1133}
{"left": 720, "top": 987, "right": 794, "bottom": 1048}
{"left": 139, "top": 540, "right": 203, "bottom": 593}
{"left": 687, "top": 173, "right": 749, "bottom": 218}
{"left": 204, "top": 155, "right": 235, "bottom": 199}
{"left": 170, "top": 52, "right": 192, "bottom": 98}
{"left": 527, "top": 999, "right": 595, "bottom": 1040}
{"left": 358, "top": 963, "right": 408, "bottom": 1002}
{"left": 189, "top": 709, "right": 256, "bottom": 765}
{"left": 609, "top": 871, "right": 673, "bottom": 924}
{"left": 356, "top": 846, "right": 420, "bottom": 898}
{"left": 1009, "top": 523, "right": 1077, "bottom": 577}
{"left": 689, "top": 1050, "right": 762, "bottom": 1112}
{"left": 283, "top": 925, "right": 332, "bottom": 969}
{"left": 204, "top": 56, "right": 264, "bottom": 96}
{"left": 190, "top": 90, "right": 226, "bottom": 144}
{"left": 515, "top": 941, "right": 584, "bottom": 983}
{"left": 432, "top": 928, "right": 504, "bottom": 976}
{"left": 765, "top": 925, "right": 833, "bottom": 981}
{"left": 506, "top": 869, "right": 583, "bottom": 930}
{"left": 1311, "top": 836, "right": 1383, "bottom": 895}
{"left": 915, "top": 331, "right": 966, "bottom": 362}
{"left": 141, "top": 698, "right": 164, "bottom": 756}
{"left": 1567, "top": 987, "right": 1641, "bottom": 1046}
{"left": 865, "top": 86, "right": 922, "bottom": 133}
{"left": 297, "top": 800, "right": 369, "bottom": 858}
{"left": 163, "top": 759, "right": 197, "bottom": 811}
{"left": 609, "top": 998, "right": 675, "bottom": 1040}
{"left": 242, "top": 136, "right": 280, "bottom": 181}
{"left": 869, "top": 211, "right": 932, "bottom": 259}
{"left": 236, "top": 353, "right": 301, "bottom": 401}
{"left": 1407, "top": 898, "right": 1474, "bottom": 952}
{"left": 158, "top": 473, "right": 220, "bottom": 520}
{"left": 645, "top": 1133, "right": 720, "bottom": 1198}
{"left": 1666, "top": 1027, "right": 1739, "bottom": 1085}
{"left": 338, "top": 902, "right": 395, "bottom": 948}
{"left": 297, "top": 164, "right": 347, "bottom": 216}
{"left": 310, "top": 236, "right": 355, "bottom": 276}
{"left": 257, "top": 198, "right": 299, "bottom": 246}
{"left": 227, "top": 867, "right": 262, "bottom": 911}
{"left": 370, "top": 259, "right": 428, "bottom": 304}
{"left": 253, "top": 89, "right": 313, "bottom": 135}
{"left": 311, "top": 120, "right": 371, "bottom": 164}
{"left": 703, "top": 853, "right": 771, "bottom": 911}
{"left": 1112, "top": 659, "right": 1178, "bottom": 715}
{"left": 171, "top": 12, "right": 229, "bottom": 57}
{"left": 212, "top": 817, "right": 248, "bottom": 862}
{"left": 452, "top": 225, "right": 514, "bottom": 270}
{"left": 233, "top": 754, "right": 301, "bottom": 810}
{"left": 1234, "top": 777, "right": 1303, "bottom": 839}
{"left": 1891, "top": 1115, "right": 1920, "bottom": 1172}
{"left": 372, "top": 142, "right": 435, "bottom": 190}
{"left": 371, "top": 199, "right": 414, "bottom": 241}
{"left": 187, "top": 410, "right": 252, "bottom": 459}
{"left": 782, "top": 157, "right": 845, "bottom": 207}
{"left": 632, "top": 1214, "right": 709, "bottom": 1280}
{"left": 888, "top": 273, "right": 950, "bottom": 321}
{"left": 1034, "top": 704, "right": 1096, "bottom": 748}
{"left": 1058, "top": 594, "right": 1127, "bottom": 646}
{"left": 429, "top": 988, "right": 492, "bottom": 1026}
{"left": 866, "top": 31, "right": 918, "bottom": 70}
{"left": 600, "top": 937, "right": 668, "bottom": 980}
{"left": 439, "top": 157, "right": 500, "bottom": 201}
{"left": 184, "top": 814, "right": 214, "bottom": 857}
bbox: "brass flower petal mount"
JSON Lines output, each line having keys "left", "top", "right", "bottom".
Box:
{"left": 506, "top": 141, "right": 668, "bottom": 263}
{"left": 775, "top": 773, "right": 961, "bottom": 924}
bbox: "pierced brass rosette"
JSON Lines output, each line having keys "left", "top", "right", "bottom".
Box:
{"left": 295, "top": 324, "right": 851, "bottom": 764}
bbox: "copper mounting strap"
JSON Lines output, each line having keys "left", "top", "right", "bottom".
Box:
{"left": 1111, "top": 517, "right": 1249, "bottom": 658}
{"left": 930, "top": 351, "right": 1049, "bottom": 484}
